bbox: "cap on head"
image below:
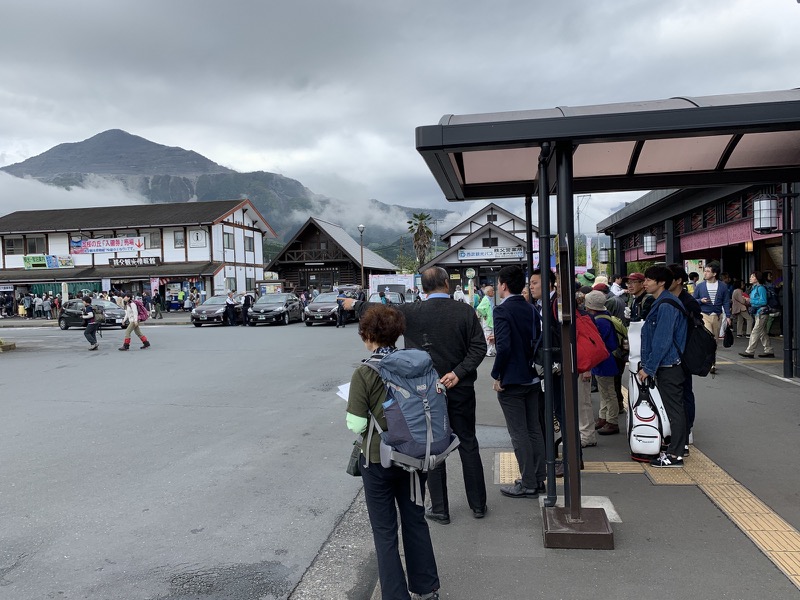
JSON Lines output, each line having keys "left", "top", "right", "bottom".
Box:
{"left": 592, "top": 283, "right": 609, "bottom": 293}
{"left": 627, "top": 272, "right": 645, "bottom": 282}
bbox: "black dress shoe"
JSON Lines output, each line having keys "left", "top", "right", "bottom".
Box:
{"left": 758, "top": 353, "right": 775, "bottom": 358}
{"left": 500, "top": 482, "right": 539, "bottom": 498}
{"left": 472, "top": 505, "right": 488, "bottom": 519}
{"left": 424, "top": 508, "right": 450, "bottom": 525}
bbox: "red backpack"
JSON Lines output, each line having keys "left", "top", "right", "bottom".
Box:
{"left": 133, "top": 299, "right": 149, "bottom": 322}
{"left": 575, "top": 311, "right": 609, "bottom": 373}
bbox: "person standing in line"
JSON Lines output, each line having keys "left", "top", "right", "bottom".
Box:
{"left": 346, "top": 305, "right": 441, "bottom": 600}
{"left": 731, "top": 279, "right": 752, "bottom": 338}
{"left": 584, "top": 291, "right": 621, "bottom": 436}
{"left": 692, "top": 262, "right": 731, "bottom": 374}
{"left": 476, "top": 285, "right": 496, "bottom": 356}
{"left": 637, "top": 266, "right": 687, "bottom": 468}
{"left": 491, "top": 265, "right": 546, "bottom": 499}
{"left": 667, "top": 264, "right": 702, "bottom": 453}
{"left": 344, "top": 266, "right": 488, "bottom": 523}
{"left": 82, "top": 296, "right": 100, "bottom": 351}
{"left": 119, "top": 292, "right": 151, "bottom": 351}
{"left": 224, "top": 291, "right": 237, "bottom": 326}
{"left": 739, "top": 271, "right": 774, "bottom": 359}
{"left": 42, "top": 295, "right": 52, "bottom": 320}
{"left": 23, "top": 293, "right": 33, "bottom": 319}
{"left": 625, "top": 272, "right": 653, "bottom": 324}
{"left": 152, "top": 290, "right": 164, "bottom": 319}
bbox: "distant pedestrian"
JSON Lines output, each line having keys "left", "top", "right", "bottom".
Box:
{"left": 152, "top": 290, "right": 164, "bottom": 319}
{"left": 336, "top": 289, "right": 347, "bottom": 328}
{"left": 242, "top": 292, "right": 254, "bottom": 326}
{"left": 23, "top": 294, "right": 33, "bottom": 319}
{"left": 42, "top": 295, "right": 52, "bottom": 319}
{"left": 82, "top": 296, "right": 100, "bottom": 351}
{"left": 119, "top": 292, "right": 151, "bottom": 351}
{"left": 34, "top": 294, "right": 43, "bottom": 318}
{"left": 476, "top": 286, "right": 495, "bottom": 356}
{"left": 224, "top": 291, "right": 237, "bottom": 325}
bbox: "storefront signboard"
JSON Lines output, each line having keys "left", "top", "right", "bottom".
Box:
{"left": 23, "top": 255, "right": 75, "bottom": 269}
{"left": 70, "top": 237, "right": 145, "bottom": 254}
{"left": 457, "top": 247, "right": 525, "bottom": 260}
{"left": 109, "top": 257, "right": 162, "bottom": 267}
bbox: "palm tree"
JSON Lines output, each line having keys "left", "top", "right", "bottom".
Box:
{"left": 407, "top": 212, "right": 432, "bottom": 271}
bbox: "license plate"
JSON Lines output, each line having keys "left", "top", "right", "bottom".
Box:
{"left": 315, "top": 315, "right": 323, "bottom": 319}
{"left": 259, "top": 316, "right": 266, "bottom": 320}
{"left": 200, "top": 315, "right": 207, "bottom": 320}
{"left": 107, "top": 319, "right": 117, "bottom": 324}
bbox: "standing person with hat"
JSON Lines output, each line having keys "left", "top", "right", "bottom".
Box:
{"left": 625, "top": 272, "right": 653, "bottom": 323}
{"left": 594, "top": 281, "right": 626, "bottom": 414}
{"left": 119, "top": 292, "right": 151, "bottom": 351}
{"left": 584, "top": 291, "right": 621, "bottom": 435}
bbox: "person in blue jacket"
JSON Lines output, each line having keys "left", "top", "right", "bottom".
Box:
{"left": 739, "top": 271, "right": 774, "bottom": 359}
{"left": 584, "top": 291, "right": 621, "bottom": 436}
{"left": 692, "top": 261, "right": 731, "bottom": 374}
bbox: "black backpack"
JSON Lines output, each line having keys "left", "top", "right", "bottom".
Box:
{"left": 765, "top": 284, "right": 780, "bottom": 310}
{"left": 661, "top": 298, "right": 716, "bottom": 377}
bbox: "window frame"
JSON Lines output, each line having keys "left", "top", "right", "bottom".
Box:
{"left": 223, "top": 232, "right": 235, "bottom": 250}
{"left": 174, "top": 230, "right": 185, "bottom": 249}
{"left": 5, "top": 237, "right": 24, "bottom": 255}
{"left": 26, "top": 236, "right": 46, "bottom": 255}
{"left": 244, "top": 236, "right": 255, "bottom": 252}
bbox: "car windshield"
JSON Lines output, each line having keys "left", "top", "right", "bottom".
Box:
{"left": 369, "top": 292, "right": 404, "bottom": 304}
{"left": 256, "top": 294, "right": 289, "bottom": 304}
{"left": 202, "top": 296, "right": 227, "bottom": 305}
{"left": 313, "top": 292, "right": 339, "bottom": 303}
{"left": 93, "top": 300, "right": 120, "bottom": 309}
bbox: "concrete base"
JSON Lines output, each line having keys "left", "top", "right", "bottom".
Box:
{"left": 0, "top": 341, "right": 16, "bottom": 352}
{"left": 542, "top": 505, "right": 614, "bottom": 549}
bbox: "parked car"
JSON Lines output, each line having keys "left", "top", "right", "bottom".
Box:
{"left": 304, "top": 291, "right": 357, "bottom": 326}
{"left": 248, "top": 293, "right": 303, "bottom": 326}
{"left": 367, "top": 291, "right": 406, "bottom": 305}
{"left": 190, "top": 294, "right": 243, "bottom": 326}
{"left": 59, "top": 298, "right": 126, "bottom": 330}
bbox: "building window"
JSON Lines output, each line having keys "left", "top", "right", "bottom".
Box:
{"left": 223, "top": 232, "right": 235, "bottom": 249}
{"left": 174, "top": 230, "right": 185, "bottom": 248}
{"left": 482, "top": 236, "right": 498, "bottom": 247}
{"left": 5, "top": 237, "right": 24, "bottom": 255}
{"left": 244, "top": 236, "right": 255, "bottom": 252}
{"left": 487, "top": 214, "right": 497, "bottom": 222}
{"left": 245, "top": 277, "right": 255, "bottom": 292}
{"left": 226, "top": 277, "right": 237, "bottom": 292}
{"left": 143, "top": 231, "right": 161, "bottom": 249}
{"left": 26, "top": 236, "right": 46, "bottom": 254}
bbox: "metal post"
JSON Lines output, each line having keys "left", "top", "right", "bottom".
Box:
{"left": 665, "top": 219, "right": 677, "bottom": 264}
{"left": 358, "top": 224, "right": 365, "bottom": 288}
{"left": 525, "top": 193, "right": 534, "bottom": 283}
{"left": 793, "top": 182, "right": 800, "bottom": 378}
{"left": 781, "top": 185, "right": 793, "bottom": 379}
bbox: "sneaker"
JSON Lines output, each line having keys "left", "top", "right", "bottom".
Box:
{"left": 738, "top": 352, "right": 755, "bottom": 358}
{"left": 709, "top": 365, "right": 716, "bottom": 374}
{"left": 412, "top": 592, "right": 440, "bottom": 600}
{"left": 650, "top": 452, "right": 683, "bottom": 468}
{"left": 581, "top": 440, "right": 597, "bottom": 448}
{"left": 88, "top": 344, "right": 99, "bottom": 351}
{"left": 500, "top": 481, "right": 540, "bottom": 498}
{"left": 684, "top": 445, "right": 690, "bottom": 455}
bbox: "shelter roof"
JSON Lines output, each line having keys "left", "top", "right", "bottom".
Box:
{"left": 416, "top": 89, "right": 800, "bottom": 200}
{"left": 0, "top": 199, "right": 276, "bottom": 237}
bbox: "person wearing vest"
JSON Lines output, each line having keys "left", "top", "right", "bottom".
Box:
{"left": 692, "top": 262, "right": 731, "bottom": 374}
{"left": 346, "top": 305, "right": 441, "bottom": 600}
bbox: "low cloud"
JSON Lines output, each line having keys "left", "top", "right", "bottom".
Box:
{"left": 0, "top": 172, "right": 147, "bottom": 218}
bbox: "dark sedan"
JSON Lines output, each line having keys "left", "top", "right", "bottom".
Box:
{"left": 190, "top": 294, "right": 243, "bottom": 326}
{"left": 59, "top": 299, "right": 127, "bottom": 329}
{"left": 248, "top": 293, "right": 303, "bottom": 326}
{"left": 304, "top": 291, "right": 357, "bottom": 326}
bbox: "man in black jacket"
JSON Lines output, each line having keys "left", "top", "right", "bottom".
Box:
{"left": 345, "top": 266, "right": 488, "bottom": 522}
{"left": 492, "top": 265, "right": 545, "bottom": 498}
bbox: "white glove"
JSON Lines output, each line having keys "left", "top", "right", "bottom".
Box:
{"left": 624, "top": 306, "right": 631, "bottom": 320}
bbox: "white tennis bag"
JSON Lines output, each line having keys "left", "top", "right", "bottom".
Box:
{"left": 627, "top": 321, "right": 671, "bottom": 461}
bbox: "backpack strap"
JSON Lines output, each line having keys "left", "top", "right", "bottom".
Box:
{"left": 360, "top": 358, "right": 385, "bottom": 471}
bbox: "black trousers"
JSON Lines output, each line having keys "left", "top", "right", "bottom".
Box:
{"left": 84, "top": 322, "right": 99, "bottom": 345}
{"left": 497, "top": 384, "right": 545, "bottom": 488}
{"left": 360, "top": 455, "right": 439, "bottom": 599}
{"left": 337, "top": 306, "right": 347, "bottom": 327}
{"left": 656, "top": 365, "right": 687, "bottom": 458}
{"left": 426, "top": 385, "right": 486, "bottom": 514}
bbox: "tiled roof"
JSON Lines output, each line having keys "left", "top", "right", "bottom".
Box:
{"left": 0, "top": 200, "right": 267, "bottom": 234}
{"left": 312, "top": 219, "right": 398, "bottom": 270}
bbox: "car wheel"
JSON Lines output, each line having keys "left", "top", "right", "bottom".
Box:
{"left": 193, "top": 322, "right": 202, "bottom": 327}
{"left": 305, "top": 320, "right": 313, "bottom": 327}
{"left": 59, "top": 318, "right": 69, "bottom": 330}
{"left": 282, "top": 312, "right": 290, "bottom": 326}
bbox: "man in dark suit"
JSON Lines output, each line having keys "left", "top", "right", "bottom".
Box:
{"left": 492, "top": 265, "right": 545, "bottom": 498}
{"left": 345, "top": 266, "right": 488, "bottom": 522}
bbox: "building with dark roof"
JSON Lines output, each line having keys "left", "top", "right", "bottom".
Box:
{"left": 0, "top": 199, "right": 275, "bottom": 299}
{"left": 266, "top": 217, "right": 397, "bottom": 292}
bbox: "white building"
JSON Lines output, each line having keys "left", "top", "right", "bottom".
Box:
{"left": 0, "top": 199, "right": 275, "bottom": 300}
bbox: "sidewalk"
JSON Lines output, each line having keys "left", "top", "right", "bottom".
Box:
{"left": 0, "top": 309, "right": 191, "bottom": 328}
{"left": 375, "top": 336, "right": 800, "bottom": 599}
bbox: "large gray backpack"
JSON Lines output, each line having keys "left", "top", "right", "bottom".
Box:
{"left": 363, "top": 349, "right": 460, "bottom": 505}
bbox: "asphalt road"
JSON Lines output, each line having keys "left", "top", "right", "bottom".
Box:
{"left": 0, "top": 321, "right": 370, "bottom": 599}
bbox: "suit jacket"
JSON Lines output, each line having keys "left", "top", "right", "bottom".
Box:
{"left": 490, "top": 294, "right": 540, "bottom": 386}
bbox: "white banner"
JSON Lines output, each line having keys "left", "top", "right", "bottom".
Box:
{"left": 71, "top": 237, "right": 145, "bottom": 254}
{"left": 150, "top": 278, "right": 160, "bottom": 295}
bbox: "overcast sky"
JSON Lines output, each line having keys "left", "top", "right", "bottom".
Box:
{"left": 1, "top": 0, "right": 798, "bottom": 232}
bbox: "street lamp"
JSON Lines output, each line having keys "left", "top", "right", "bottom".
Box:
{"left": 752, "top": 194, "right": 779, "bottom": 233}
{"left": 642, "top": 233, "right": 657, "bottom": 255}
{"left": 358, "top": 224, "right": 365, "bottom": 288}
{"left": 598, "top": 247, "right": 609, "bottom": 264}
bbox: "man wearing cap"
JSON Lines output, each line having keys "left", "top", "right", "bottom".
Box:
{"left": 584, "top": 291, "right": 621, "bottom": 435}
{"left": 625, "top": 272, "right": 653, "bottom": 323}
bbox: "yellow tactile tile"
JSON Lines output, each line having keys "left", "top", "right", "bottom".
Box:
{"left": 643, "top": 465, "right": 696, "bottom": 485}
{"left": 604, "top": 461, "right": 645, "bottom": 473}
{"left": 748, "top": 530, "right": 800, "bottom": 553}
{"left": 713, "top": 495, "right": 774, "bottom": 515}
{"left": 771, "top": 552, "right": 800, "bottom": 576}
{"left": 729, "top": 513, "right": 794, "bottom": 532}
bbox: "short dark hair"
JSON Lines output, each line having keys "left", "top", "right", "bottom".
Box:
{"left": 497, "top": 265, "right": 525, "bottom": 295}
{"left": 83, "top": 296, "right": 92, "bottom": 303}
{"left": 420, "top": 267, "right": 449, "bottom": 294}
{"left": 644, "top": 265, "right": 673, "bottom": 289}
{"left": 531, "top": 268, "right": 556, "bottom": 290}
{"left": 689, "top": 272, "right": 699, "bottom": 280}
{"left": 667, "top": 263, "right": 688, "bottom": 284}
{"left": 706, "top": 261, "right": 721, "bottom": 276}
{"left": 358, "top": 305, "right": 405, "bottom": 347}
{"left": 751, "top": 270, "right": 765, "bottom": 284}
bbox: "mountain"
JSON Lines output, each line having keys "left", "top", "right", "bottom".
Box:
{"left": 0, "top": 130, "right": 455, "bottom": 259}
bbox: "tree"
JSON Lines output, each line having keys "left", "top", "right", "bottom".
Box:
{"left": 407, "top": 212, "right": 432, "bottom": 271}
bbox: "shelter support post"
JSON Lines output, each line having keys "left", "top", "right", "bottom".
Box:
{"left": 781, "top": 183, "right": 794, "bottom": 379}
{"left": 665, "top": 219, "right": 678, "bottom": 264}
{"left": 613, "top": 237, "right": 625, "bottom": 279}
{"left": 525, "top": 193, "right": 534, "bottom": 281}
{"left": 536, "top": 144, "right": 557, "bottom": 509}
{"left": 542, "top": 142, "right": 613, "bottom": 550}
{"left": 793, "top": 182, "right": 800, "bottom": 379}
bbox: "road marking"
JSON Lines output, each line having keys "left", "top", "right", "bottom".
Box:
{"left": 496, "top": 449, "right": 800, "bottom": 590}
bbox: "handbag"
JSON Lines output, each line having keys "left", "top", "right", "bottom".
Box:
{"left": 723, "top": 326, "right": 734, "bottom": 348}
{"left": 346, "top": 438, "right": 362, "bottom": 477}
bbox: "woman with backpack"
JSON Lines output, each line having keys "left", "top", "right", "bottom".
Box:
{"left": 739, "top": 272, "right": 773, "bottom": 359}
{"left": 119, "top": 292, "right": 151, "bottom": 351}
{"left": 345, "top": 305, "right": 440, "bottom": 600}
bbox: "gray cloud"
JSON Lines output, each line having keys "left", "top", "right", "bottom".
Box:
{"left": 1, "top": 0, "right": 798, "bottom": 232}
